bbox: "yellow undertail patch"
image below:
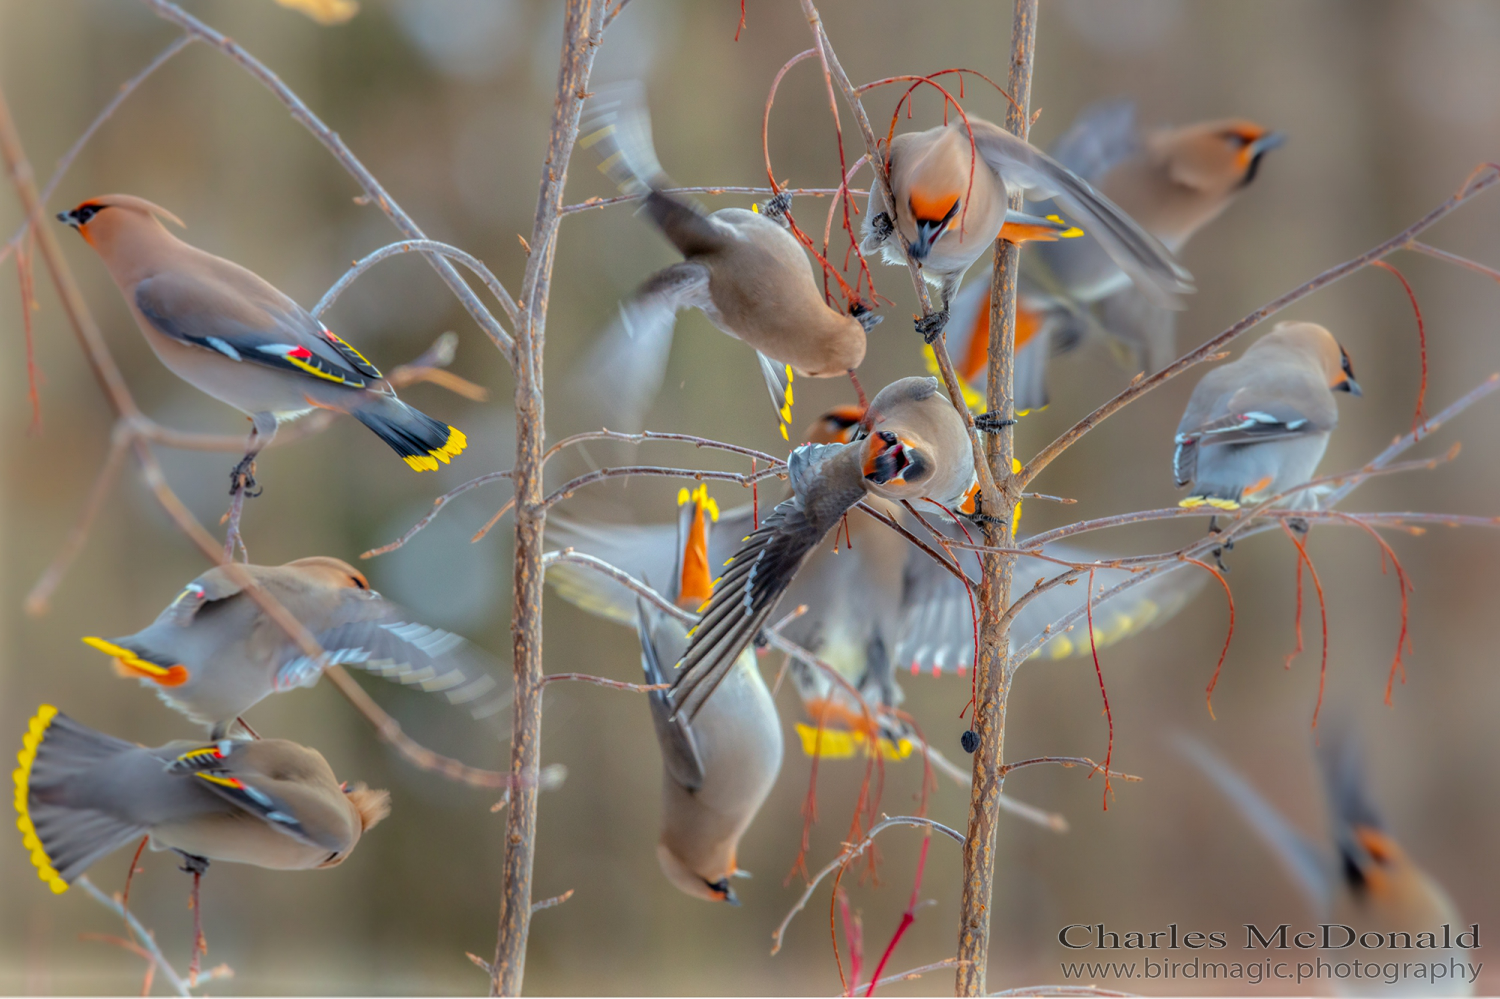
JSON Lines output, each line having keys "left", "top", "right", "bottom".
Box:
{"left": 404, "top": 425, "right": 468, "bottom": 472}
{"left": 794, "top": 723, "right": 913, "bottom": 761}
{"left": 81, "top": 637, "right": 188, "bottom": 687}
{"left": 1178, "top": 495, "right": 1240, "bottom": 511}
{"left": 14, "top": 705, "right": 67, "bottom": 894}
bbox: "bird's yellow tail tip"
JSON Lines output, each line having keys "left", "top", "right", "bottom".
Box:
{"left": 13, "top": 705, "right": 68, "bottom": 894}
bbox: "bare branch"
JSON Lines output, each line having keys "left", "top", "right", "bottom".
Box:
{"left": 561, "top": 185, "right": 857, "bottom": 216}
{"left": 362, "top": 471, "right": 514, "bottom": 559}
{"left": 541, "top": 673, "right": 668, "bottom": 693}
{"left": 313, "top": 238, "right": 517, "bottom": 326}
{"left": 529, "top": 889, "right": 575, "bottom": 914}
{"left": 854, "top": 957, "right": 968, "bottom": 994}
{"left": 75, "top": 876, "right": 191, "bottom": 998}
{"left": 542, "top": 464, "right": 787, "bottom": 510}
{"left": 771, "top": 816, "right": 964, "bottom": 955}
{"left": 1405, "top": 240, "right": 1500, "bottom": 285}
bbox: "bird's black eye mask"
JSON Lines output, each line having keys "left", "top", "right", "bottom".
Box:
{"left": 58, "top": 204, "right": 105, "bottom": 228}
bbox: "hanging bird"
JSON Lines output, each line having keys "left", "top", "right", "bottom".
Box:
{"left": 859, "top": 108, "right": 1193, "bottom": 342}
{"left": 941, "top": 102, "right": 1285, "bottom": 412}
{"left": 14, "top": 704, "right": 389, "bottom": 894}
{"left": 81, "top": 557, "right": 508, "bottom": 739}
{"left": 1180, "top": 730, "right": 1473, "bottom": 996}
{"left": 571, "top": 82, "right": 881, "bottom": 438}
{"left": 1174, "top": 321, "right": 1359, "bottom": 513}
{"left": 57, "top": 195, "right": 467, "bottom": 490}
{"left": 608, "top": 484, "right": 782, "bottom": 903}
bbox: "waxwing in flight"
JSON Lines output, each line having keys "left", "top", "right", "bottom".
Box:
{"left": 14, "top": 705, "right": 389, "bottom": 894}
{"left": 59, "top": 195, "right": 466, "bottom": 488}
{"left": 941, "top": 102, "right": 1285, "bottom": 412}
{"left": 571, "top": 82, "right": 880, "bottom": 439}
{"left": 1180, "top": 730, "right": 1471, "bottom": 996}
{"left": 81, "top": 557, "right": 508, "bottom": 740}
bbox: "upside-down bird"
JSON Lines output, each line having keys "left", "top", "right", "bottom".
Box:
{"left": 58, "top": 195, "right": 466, "bottom": 489}
{"left": 81, "top": 557, "right": 508, "bottom": 740}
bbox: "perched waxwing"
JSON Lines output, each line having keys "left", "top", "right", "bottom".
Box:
{"left": 1180, "top": 731, "right": 1472, "bottom": 996}
{"left": 572, "top": 82, "right": 879, "bottom": 438}
{"left": 14, "top": 705, "right": 389, "bottom": 893}
{"left": 561, "top": 484, "right": 781, "bottom": 903}
{"left": 81, "top": 557, "right": 508, "bottom": 739}
{"left": 551, "top": 402, "right": 1203, "bottom": 756}
{"left": 859, "top": 109, "right": 1192, "bottom": 342}
{"left": 58, "top": 195, "right": 466, "bottom": 486}
{"left": 941, "top": 103, "right": 1285, "bottom": 412}
{"left": 1174, "top": 321, "right": 1359, "bottom": 512}
{"left": 670, "top": 377, "right": 980, "bottom": 721}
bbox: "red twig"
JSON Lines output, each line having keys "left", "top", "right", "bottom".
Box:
{"left": 1084, "top": 570, "right": 1113, "bottom": 809}
{"left": 1328, "top": 511, "right": 1413, "bottom": 704}
{"left": 1371, "top": 260, "right": 1428, "bottom": 434}
{"left": 788, "top": 717, "right": 825, "bottom": 885}
{"left": 120, "top": 835, "right": 149, "bottom": 913}
{"left": 733, "top": 0, "right": 746, "bottom": 40}
{"left": 1183, "top": 557, "right": 1236, "bottom": 720}
{"left": 1284, "top": 551, "right": 1305, "bottom": 670}
{"left": 876, "top": 75, "right": 979, "bottom": 243}
{"left": 864, "top": 833, "right": 930, "bottom": 996}
{"left": 1280, "top": 523, "right": 1330, "bottom": 729}
{"left": 837, "top": 888, "right": 863, "bottom": 998}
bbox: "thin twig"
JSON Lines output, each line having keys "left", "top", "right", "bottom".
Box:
{"left": 75, "top": 876, "right": 191, "bottom": 998}
{"left": 771, "top": 816, "right": 964, "bottom": 955}
{"left": 541, "top": 673, "right": 667, "bottom": 693}
{"left": 313, "top": 238, "right": 517, "bottom": 325}
{"left": 561, "top": 185, "right": 857, "bottom": 216}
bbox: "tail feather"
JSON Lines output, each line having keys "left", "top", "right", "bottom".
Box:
{"left": 579, "top": 81, "right": 669, "bottom": 196}
{"left": 352, "top": 398, "right": 466, "bottom": 471}
{"left": 14, "top": 706, "right": 146, "bottom": 892}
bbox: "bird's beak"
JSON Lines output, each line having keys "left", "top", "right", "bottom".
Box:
{"left": 1339, "top": 377, "right": 1363, "bottom": 397}
{"left": 1249, "top": 131, "right": 1287, "bottom": 157}
{"left": 910, "top": 218, "right": 946, "bottom": 260}
{"left": 56, "top": 210, "right": 81, "bottom": 230}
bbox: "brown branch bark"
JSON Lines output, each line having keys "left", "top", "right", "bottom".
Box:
{"left": 492, "top": 1, "right": 606, "bottom": 992}
{"left": 957, "top": 1, "right": 1036, "bottom": 993}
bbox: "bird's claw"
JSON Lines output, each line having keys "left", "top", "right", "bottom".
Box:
{"left": 176, "top": 851, "right": 211, "bottom": 876}
{"left": 229, "top": 456, "right": 262, "bottom": 499}
{"left": 870, "top": 211, "right": 894, "bottom": 242}
{"left": 915, "top": 309, "right": 950, "bottom": 344}
{"left": 974, "top": 412, "right": 1017, "bottom": 433}
{"left": 1286, "top": 517, "right": 1310, "bottom": 536}
{"left": 850, "top": 302, "right": 883, "bottom": 334}
{"left": 758, "top": 191, "right": 793, "bottom": 224}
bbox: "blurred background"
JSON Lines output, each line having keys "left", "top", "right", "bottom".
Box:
{"left": 2, "top": 0, "right": 1500, "bottom": 994}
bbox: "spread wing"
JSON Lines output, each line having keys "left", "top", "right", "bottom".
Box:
{"left": 893, "top": 533, "right": 1204, "bottom": 672}
{"left": 1048, "top": 100, "right": 1140, "bottom": 182}
{"left": 1097, "top": 285, "right": 1178, "bottom": 375}
{"left": 134, "top": 268, "right": 380, "bottom": 389}
{"left": 272, "top": 605, "right": 511, "bottom": 722}
{"left": 1174, "top": 390, "right": 1335, "bottom": 489}
{"left": 672, "top": 443, "right": 865, "bottom": 722}
{"left": 547, "top": 505, "right": 758, "bottom": 625}
{"left": 969, "top": 118, "right": 1192, "bottom": 308}
{"left": 566, "top": 260, "right": 713, "bottom": 431}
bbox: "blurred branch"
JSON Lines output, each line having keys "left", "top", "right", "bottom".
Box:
{"left": 561, "top": 185, "right": 858, "bottom": 216}
{"left": 542, "top": 463, "right": 787, "bottom": 510}
{"left": 361, "top": 470, "right": 514, "bottom": 559}
{"left": 137, "top": 0, "right": 517, "bottom": 363}
{"left": 771, "top": 815, "right": 964, "bottom": 956}
{"left": 1019, "top": 166, "right": 1500, "bottom": 492}
{"left": 854, "top": 958, "right": 967, "bottom": 994}
{"left": 75, "top": 875, "right": 200, "bottom": 998}
{"left": 1405, "top": 240, "right": 1500, "bottom": 285}
{"left": 541, "top": 672, "right": 667, "bottom": 693}
{"left": 0, "top": 35, "right": 194, "bottom": 266}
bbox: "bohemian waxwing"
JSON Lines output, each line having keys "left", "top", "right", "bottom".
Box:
{"left": 564, "top": 484, "right": 782, "bottom": 904}
{"left": 942, "top": 102, "right": 1286, "bottom": 412}
{"left": 572, "top": 82, "right": 879, "bottom": 438}
{"left": 859, "top": 109, "right": 1192, "bottom": 342}
{"left": 669, "top": 376, "right": 981, "bottom": 721}
{"left": 1181, "top": 730, "right": 1470, "bottom": 996}
{"left": 550, "top": 403, "right": 1203, "bottom": 753}
{"left": 81, "top": 557, "right": 509, "bottom": 739}
{"left": 1174, "top": 321, "right": 1360, "bottom": 512}
{"left": 58, "top": 195, "right": 466, "bottom": 486}
{"left": 14, "top": 705, "right": 390, "bottom": 893}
